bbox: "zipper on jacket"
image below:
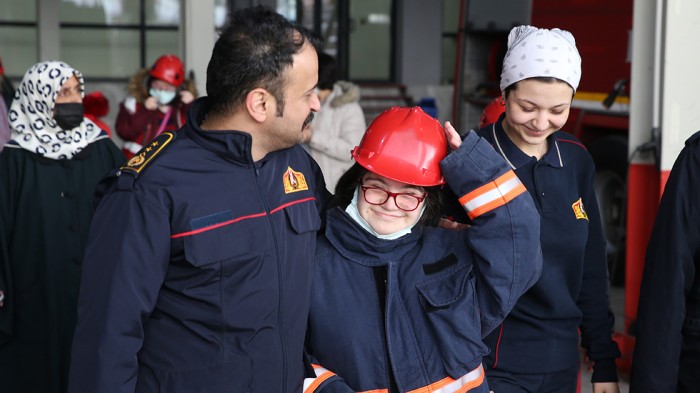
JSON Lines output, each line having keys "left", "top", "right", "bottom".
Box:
{"left": 253, "top": 161, "right": 289, "bottom": 392}
{"left": 373, "top": 266, "right": 399, "bottom": 392}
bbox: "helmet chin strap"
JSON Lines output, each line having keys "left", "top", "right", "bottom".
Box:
{"left": 345, "top": 187, "right": 424, "bottom": 240}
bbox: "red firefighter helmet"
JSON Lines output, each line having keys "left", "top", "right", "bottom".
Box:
{"left": 149, "top": 54, "right": 185, "bottom": 87}
{"left": 352, "top": 107, "right": 447, "bottom": 186}
{"left": 480, "top": 96, "right": 506, "bottom": 128}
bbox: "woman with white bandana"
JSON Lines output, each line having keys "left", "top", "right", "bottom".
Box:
{"left": 303, "top": 107, "right": 542, "bottom": 393}
{"left": 471, "top": 26, "right": 622, "bottom": 393}
{"left": 0, "top": 61, "right": 123, "bottom": 393}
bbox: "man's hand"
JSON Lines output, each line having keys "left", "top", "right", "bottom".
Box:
{"left": 437, "top": 217, "right": 470, "bottom": 231}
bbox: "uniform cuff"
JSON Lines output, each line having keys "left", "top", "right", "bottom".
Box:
{"left": 591, "top": 358, "right": 619, "bottom": 383}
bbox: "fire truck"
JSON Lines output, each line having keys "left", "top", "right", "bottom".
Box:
{"left": 451, "top": 0, "right": 700, "bottom": 373}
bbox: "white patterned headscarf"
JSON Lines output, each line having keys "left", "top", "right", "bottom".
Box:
{"left": 500, "top": 25, "right": 582, "bottom": 93}
{"left": 8, "top": 61, "right": 104, "bottom": 159}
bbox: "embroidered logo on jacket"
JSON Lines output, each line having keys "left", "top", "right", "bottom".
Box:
{"left": 283, "top": 167, "right": 309, "bottom": 193}
{"left": 121, "top": 131, "right": 175, "bottom": 176}
{"left": 571, "top": 198, "right": 589, "bottom": 220}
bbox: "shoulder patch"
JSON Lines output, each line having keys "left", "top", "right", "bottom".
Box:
{"left": 120, "top": 131, "right": 176, "bottom": 177}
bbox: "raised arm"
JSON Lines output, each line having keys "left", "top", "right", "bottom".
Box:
{"left": 440, "top": 125, "right": 543, "bottom": 335}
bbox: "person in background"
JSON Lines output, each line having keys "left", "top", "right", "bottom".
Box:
{"left": 0, "top": 60, "right": 124, "bottom": 393}
{"left": 0, "top": 96, "right": 9, "bottom": 152}
{"left": 303, "top": 107, "right": 542, "bottom": 392}
{"left": 115, "top": 54, "right": 196, "bottom": 158}
{"left": 83, "top": 91, "right": 112, "bottom": 137}
{"left": 0, "top": 56, "right": 14, "bottom": 108}
{"left": 68, "top": 6, "right": 327, "bottom": 393}
{"left": 304, "top": 52, "right": 366, "bottom": 192}
{"left": 0, "top": 57, "right": 15, "bottom": 151}
{"left": 470, "top": 26, "right": 621, "bottom": 393}
{"left": 630, "top": 131, "right": 700, "bottom": 392}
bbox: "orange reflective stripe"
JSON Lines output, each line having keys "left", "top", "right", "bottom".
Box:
{"left": 303, "top": 365, "right": 336, "bottom": 393}
{"left": 458, "top": 170, "right": 526, "bottom": 219}
{"left": 305, "top": 364, "right": 484, "bottom": 393}
{"left": 406, "top": 365, "right": 485, "bottom": 393}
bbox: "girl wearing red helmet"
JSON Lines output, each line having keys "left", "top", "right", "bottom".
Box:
{"left": 303, "top": 106, "right": 543, "bottom": 393}
{"left": 115, "top": 54, "right": 197, "bottom": 159}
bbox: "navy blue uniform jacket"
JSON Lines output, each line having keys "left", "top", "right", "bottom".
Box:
{"left": 68, "top": 98, "right": 328, "bottom": 393}
{"left": 477, "top": 118, "right": 620, "bottom": 382}
{"left": 631, "top": 131, "right": 700, "bottom": 392}
{"left": 304, "top": 131, "right": 543, "bottom": 393}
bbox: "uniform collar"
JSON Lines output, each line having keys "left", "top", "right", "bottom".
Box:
{"left": 184, "top": 97, "right": 257, "bottom": 165}
{"left": 490, "top": 114, "right": 564, "bottom": 169}
{"left": 325, "top": 207, "right": 421, "bottom": 267}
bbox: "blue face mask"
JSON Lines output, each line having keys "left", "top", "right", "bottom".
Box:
{"left": 149, "top": 88, "right": 176, "bottom": 105}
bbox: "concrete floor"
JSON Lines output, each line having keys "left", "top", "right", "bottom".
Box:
{"left": 580, "top": 286, "right": 630, "bottom": 393}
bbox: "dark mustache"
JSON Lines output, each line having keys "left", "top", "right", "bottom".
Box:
{"left": 302, "top": 112, "right": 314, "bottom": 129}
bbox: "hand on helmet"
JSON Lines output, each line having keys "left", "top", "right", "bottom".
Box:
{"left": 444, "top": 121, "right": 462, "bottom": 150}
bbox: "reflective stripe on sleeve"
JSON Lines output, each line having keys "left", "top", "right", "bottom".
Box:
{"left": 303, "top": 365, "right": 336, "bottom": 393}
{"left": 303, "top": 364, "right": 485, "bottom": 393}
{"left": 407, "top": 364, "right": 485, "bottom": 393}
{"left": 458, "top": 170, "right": 526, "bottom": 219}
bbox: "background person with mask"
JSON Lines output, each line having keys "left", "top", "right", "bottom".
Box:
{"left": 115, "top": 54, "right": 196, "bottom": 159}
{"left": 0, "top": 60, "right": 124, "bottom": 393}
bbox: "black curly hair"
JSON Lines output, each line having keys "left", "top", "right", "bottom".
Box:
{"left": 205, "top": 6, "right": 322, "bottom": 117}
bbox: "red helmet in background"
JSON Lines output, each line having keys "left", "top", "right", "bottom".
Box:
{"left": 352, "top": 107, "right": 447, "bottom": 186}
{"left": 83, "top": 91, "right": 110, "bottom": 118}
{"left": 480, "top": 96, "right": 506, "bottom": 128}
{"left": 149, "top": 55, "right": 185, "bottom": 87}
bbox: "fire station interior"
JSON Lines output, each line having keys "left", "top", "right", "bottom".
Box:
{"left": 6, "top": 0, "right": 698, "bottom": 391}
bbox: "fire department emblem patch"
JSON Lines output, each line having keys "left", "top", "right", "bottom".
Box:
{"left": 283, "top": 167, "right": 309, "bottom": 193}
{"left": 571, "top": 198, "right": 589, "bottom": 220}
{"left": 121, "top": 131, "right": 175, "bottom": 176}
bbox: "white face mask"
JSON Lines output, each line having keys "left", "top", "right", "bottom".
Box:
{"left": 149, "top": 88, "right": 176, "bottom": 105}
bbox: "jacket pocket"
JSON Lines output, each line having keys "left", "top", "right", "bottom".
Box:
{"left": 283, "top": 201, "right": 322, "bottom": 234}
{"left": 416, "top": 263, "right": 484, "bottom": 377}
{"left": 158, "top": 358, "right": 252, "bottom": 393}
{"left": 182, "top": 216, "right": 255, "bottom": 267}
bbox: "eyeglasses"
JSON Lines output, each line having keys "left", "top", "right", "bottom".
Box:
{"left": 360, "top": 185, "right": 427, "bottom": 212}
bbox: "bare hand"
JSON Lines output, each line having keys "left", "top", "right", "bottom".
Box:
{"left": 437, "top": 217, "right": 471, "bottom": 231}
{"left": 593, "top": 382, "right": 620, "bottom": 393}
{"left": 144, "top": 96, "right": 159, "bottom": 111}
{"left": 179, "top": 90, "right": 195, "bottom": 105}
{"left": 444, "top": 121, "right": 462, "bottom": 150}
